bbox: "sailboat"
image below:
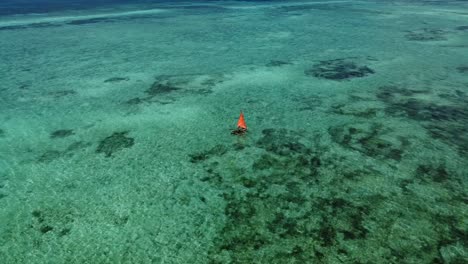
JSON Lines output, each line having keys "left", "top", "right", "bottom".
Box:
{"left": 231, "top": 111, "right": 248, "bottom": 135}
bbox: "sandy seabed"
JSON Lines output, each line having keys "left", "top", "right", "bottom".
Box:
{"left": 0, "top": 0, "right": 467, "bottom": 263}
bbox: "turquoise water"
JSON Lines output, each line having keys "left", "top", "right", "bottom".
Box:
{"left": 0, "top": 0, "right": 467, "bottom": 263}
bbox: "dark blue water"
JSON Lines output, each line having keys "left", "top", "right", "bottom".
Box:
{"left": 0, "top": 0, "right": 150, "bottom": 15}
{"left": 0, "top": 0, "right": 285, "bottom": 16}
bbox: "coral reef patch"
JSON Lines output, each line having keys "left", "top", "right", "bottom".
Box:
{"left": 50, "top": 129, "right": 74, "bottom": 139}
{"left": 329, "top": 123, "right": 408, "bottom": 160}
{"left": 125, "top": 97, "right": 145, "bottom": 105}
{"left": 145, "top": 82, "right": 181, "bottom": 96}
{"left": 30, "top": 208, "right": 74, "bottom": 237}
{"left": 331, "top": 103, "right": 381, "bottom": 118}
{"left": 292, "top": 95, "right": 322, "bottom": 111}
{"left": 37, "top": 150, "right": 64, "bottom": 163}
{"left": 96, "top": 132, "right": 134, "bottom": 157}
{"left": 305, "top": 58, "right": 374, "bottom": 80}
{"left": 266, "top": 60, "right": 292, "bottom": 67}
{"left": 256, "top": 128, "right": 312, "bottom": 157}
{"left": 189, "top": 144, "right": 228, "bottom": 163}
{"left": 37, "top": 141, "right": 90, "bottom": 163}
{"left": 455, "top": 25, "right": 468, "bottom": 31}
{"left": 47, "top": 90, "right": 76, "bottom": 98}
{"left": 124, "top": 74, "right": 225, "bottom": 106}
{"left": 104, "top": 77, "right": 130, "bottom": 83}
{"left": 404, "top": 28, "right": 447, "bottom": 41}
{"left": 456, "top": 66, "right": 468, "bottom": 74}
{"left": 425, "top": 123, "right": 468, "bottom": 155}
{"left": 188, "top": 119, "right": 468, "bottom": 263}
{"left": 376, "top": 85, "right": 468, "bottom": 155}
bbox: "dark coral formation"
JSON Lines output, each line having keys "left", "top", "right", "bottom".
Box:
{"left": 66, "top": 141, "right": 91, "bottom": 152}
{"left": 377, "top": 86, "right": 467, "bottom": 123}
{"left": 376, "top": 85, "right": 468, "bottom": 155}
{"left": 203, "top": 130, "right": 337, "bottom": 263}
{"left": 124, "top": 74, "right": 223, "bottom": 106}
{"left": 305, "top": 59, "right": 374, "bottom": 80}
{"left": 329, "top": 123, "right": 408, "bottom": 160}
{"left": 425, "top": 123, "right": 468, "bottom": 155}
{"left": 189, "top": 144, "right": 228, "bottom": 163}
{"left": 292, "top": 95, "right": 322, "bottom": 111}
{"left": 31, "top": 208, "right": 73, "bottom": 237}
{"left": 415, "top": 164, "right": 451, "bottom": 183}
{"left": 37, "top": 150, "right": 63, "bottom": 163}
{"left": 104, "top": 77, "right": 130, "bottom": 83}
{"left": 48, "top": 90, "right": 76, "bottom": 98}
{"left": 194, "top": 130, "right": 404, "bottom": 263}
{"left": 125, "top": 97, "right": 145, "bottom": 105}
{"left": 37, "top": 141, "right": 90, "bottom": 163}
{"left": 404, "top": 28, "right": 447, "bottom": 41}
{"left": 386, "top": 99, "right": 468, "bottom": 122}
{"left": 0, "top": 179, "right": 7, "bottom": 200}
{"left": 456, "top": 65, "right": 468, "bottom": 74}
{"left": 190, "top": 124, "right": 466, "bottom": 263}
{"left": 399, "top": 166, "right": 466, "bottom": 264}
{"left": 266, "top": 60, "right": 292, "bottom": 67}
{"left": 96, "top": 132, "right": 134, "bottom": 157}
{"left": 196, "top": 129, "right": 385, "bottom": 262}
{"left": 19, "top": 83, "right": 30, "bottom": 90}
{"left": 376, "top": 85, "right": 428, "bottom": 102}
{"left": 0, "top": 129, "right": 4, "bottom": 137}
{"left": 145, "top": 82, "right": 181, "bottom": 96}
{"left": 256, "top": 128, "right": 311, "bottom": 156}
{"left": 331, "top": 103, "right": 380, "bottom": 118}
{"left": 455, "top": 25, "right": 468, "bottom": 31}
{"left": 50, "top": 129, "right": 74, "bottom": 139}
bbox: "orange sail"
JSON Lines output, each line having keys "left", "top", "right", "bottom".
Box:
{"left": 237, "top": 111, "right": 247, "bottom": 130}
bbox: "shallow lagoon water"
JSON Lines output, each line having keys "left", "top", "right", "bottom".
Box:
{"left": 0, "top": 0, "right": 467, "bottom": 263}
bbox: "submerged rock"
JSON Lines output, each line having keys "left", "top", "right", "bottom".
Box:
{"left": 305, "top": 59, "right": 374, "bottom": 80}
{"left": 96, "top": 132, "right": 134, "bottom": 157}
